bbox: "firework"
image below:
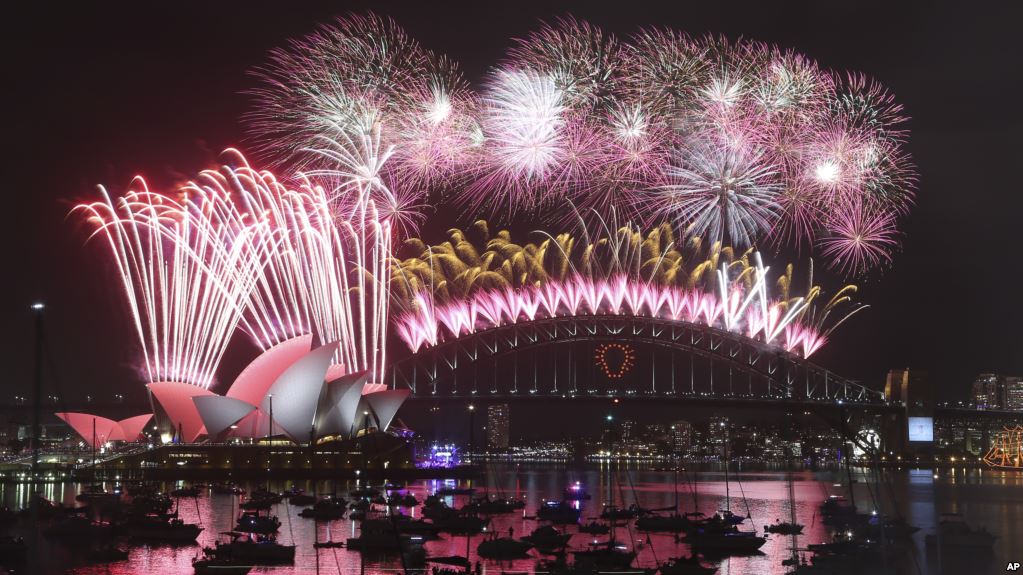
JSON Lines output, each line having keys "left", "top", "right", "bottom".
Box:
{"left": 395, "top": 271, "right": 827, "bottom": 357}
{"left": 78, "top": 150, "right": 395, "bottom": 388}
{"left": 818, "top": 197, "right": 898, "bottom": 276}
{"left": 245, "top": 13, "right": 915, "bottom": 275}
{"left": 656, "top": 134, "right": 781, "bottom": 248}
{"left": 391, "top": 219, "right": 861, "bottom": 358}
{"left": 75, "top": 182, "right": 269, "bottom": 388}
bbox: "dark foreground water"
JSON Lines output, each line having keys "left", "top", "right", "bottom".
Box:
{"left": 1, "top": 464, "right": 1019, "bottom": 574}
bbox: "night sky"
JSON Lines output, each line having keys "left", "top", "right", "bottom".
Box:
{"left": 5, "top": 2, "right": 1020, "bottom": 408}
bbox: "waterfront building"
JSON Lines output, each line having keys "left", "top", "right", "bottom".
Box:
{"left": 486, "top": 403, "right": 510, "bottom": 450}
{"left": 669, "top": 420, "right": 692, "bottom": 455}
{"left": 973, "top": 373, "right": 1001, "bottom": 410}
{"left": 1005, "top": 377, "right": 1023, "bottom": 411}
{"left": 620, "top": 419, "right": 636, "bottom": 440}
{"left": 708, "top": 415, "right": 729, "bottom": 457}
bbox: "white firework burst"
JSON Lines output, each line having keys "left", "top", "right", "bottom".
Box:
{"left": 656, "top": 137, "right": 781, "bottom": 247}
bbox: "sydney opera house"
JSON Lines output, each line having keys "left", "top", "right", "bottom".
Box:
{"left": 55, "top": 335, "right": 410, "bottom": 456}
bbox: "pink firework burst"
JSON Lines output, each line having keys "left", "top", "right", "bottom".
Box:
{"left": 818, "top": 198, "right": 898, "bottom": 276}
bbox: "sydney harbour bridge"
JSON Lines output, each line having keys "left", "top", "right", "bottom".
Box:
{"left": 387, "top": 311, "right": 1021, "bottom": 455}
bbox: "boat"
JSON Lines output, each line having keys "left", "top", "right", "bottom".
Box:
{"left": 537, "top": 501, "right": 581, "bottom": 524}
{"left": 429, "top": 555, "right": 471, "bottom": 573}
{"left": 764, "top": 521, "right": 804, "bottom": 535}
{"left": 192, "top": 557, "right": 253, "bottom": 574}
{"left": 171, "top": 486, "right": 200, "bottom": 498}
{"left": 572, "top": 540, "right": 636, "bottom": 570}
{"left": 248, "top": 489, "right": 283, "bottom": 504}
{"left": 637, "top": 512, "right": 691, "bottom": 532}
{"left": 288, "top": 494, "right": 316, "bottom": 506}
{"left": 686, "top": 529, "right": 766, "bottom": 553}
{"left": 578, "top": 521, "right": 610, "bottom": 535}
{"left": 206, "top": 532, "right": 295, "bottom": 565}
{"left": 298, "top": 498, "right": 347, "bottom": 520}
{"left": 43, "top": 515, "right": 112, "bottom": 538}
{"left": 467, "top": 495, "right": 525, "bottom": 514}
{"left": 820, "top": 495, "right": 857, "bottom": 524}
{"left": 431, "top": 513, "right": 490, "bottom": 533}
{"left": 563, "top": 481, "right": 591, "bottom": 501}
{"left": 87, "top": 545, "right": 129, "bottom": 563}
{"left": 477, "top": 534, "right": 533, "bottom": 558}
{"left": 211, "top": 484, "right": 246, "bottom": 496}
{"left": 128, "top": 493, "right": 174, "bottom": 515}
{"left": 125, "top": 482, "right": 158, "bottom": 497}
{"left": 393, "top": 516, "right": 442, "bottom": 537}
{"left": 129, "top": 516, "right": 204, "bottom": 542}
{"left": 422, "top": 500, "right": 457, "bottom": 521}
{"left": 234, "top": 511, "right": 280, "bottom": 534}
{"left": 715, "top": 510, "right": 747, "bottom": 525}
{"left": 75, "top": 484, "right": 119, "bottom": 503}
{"left": 282, "top": 486, "right": 304, "bottom": 498}
{"left": 239, "top": 498, "right": 274, "bottom": 511}
{"left": 927, "top": 513, "right": 997, "bottom": 548}
{"left": 346, "top": 519, "right": 427, "bottom": 552}
{"left": 600, "top": 505, "right": 640, "bottom": 520}
{"left": 350, "top": 487, "right": 381, "bottom": 498}
{"left": 659, "top": 555, "right": 717, "bottom": 575}
{"left": 521, "top": 525, "right": 572, "bottom": 551}
{"left": 387, "top": 493, "right": 420, "bottom": 507}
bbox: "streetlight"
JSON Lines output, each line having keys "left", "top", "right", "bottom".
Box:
{"left": 467, "top": 404, "right": 475, "bottom": 462}
{"left": 31, "top": 302, "right": 45, "bottom": 483}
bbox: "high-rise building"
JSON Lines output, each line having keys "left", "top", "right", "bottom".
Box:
{"left": 708, "top": 415, "right": 729, "bottom": 457}
{"left": 486, "top": 404, "right": 510, "bottom": 450}
{"left": 972, "top": 373, "right": 1002, "bottom": 410}
{"left": 645, "top": 423, "right": 667, "bottom": 440}
{"left": 885, "top": 368, "right": 931, "bottom": 408}
{"left": 1005, "top": 377, "right": 1023, "bottom": 411}
{"left": 670, "top": 421, "right": 692, "bottom": 455}
{"left": 620, "top": 419, "right": 636, "bottom": 441}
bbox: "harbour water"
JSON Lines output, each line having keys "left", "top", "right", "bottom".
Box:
{"left": 1, "top": 463, "right": 1019, "bottom": 574}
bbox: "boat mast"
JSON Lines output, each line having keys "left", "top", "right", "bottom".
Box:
{"left": 31, "top": 302, "right": 44, "bottom": 482}
{"left": 724, "top": 427, "right": 730, "bottom": 513}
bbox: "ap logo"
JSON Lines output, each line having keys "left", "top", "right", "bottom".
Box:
{"left": 1007, "top": 562, "right": 1021, "bottom": 572}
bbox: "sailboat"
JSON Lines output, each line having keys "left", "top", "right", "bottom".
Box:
{"left": 686, "top": 437, "right": 765, "bottom": 553}
{"left": 636, "top": 461, "right": 690, "bottom": 532}
{"left": 767, "top": 470, "right": 804, "bottom": 535}
{"left": 573, "top": 469, "right": 636, "bottom": 570}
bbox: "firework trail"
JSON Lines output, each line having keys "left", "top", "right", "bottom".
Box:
{"left": 77, "top": 150, "right": 395, "bottom": 388}
{"left": 75, "top": 183, "right": 270, "bottom": 388}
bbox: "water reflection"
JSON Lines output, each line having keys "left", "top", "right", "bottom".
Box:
{"left": 1, "top": 465, "right": 1019, "bottom": 574}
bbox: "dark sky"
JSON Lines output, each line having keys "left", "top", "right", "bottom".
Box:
{"left": 4, "top": 2, "right": 1020, "bottom": 407}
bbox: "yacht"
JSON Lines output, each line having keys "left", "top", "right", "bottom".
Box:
{"left": 128, "top": 516, "right": 203, "bottom": 542}
{"left": 928, "top": 513, "right": 997, "bottom": 548}
{"left": 536, "top": 500, "right": 581, "bottom": 524}
{"left": 477, "top": 533, "right": 533, "bottom": 558}
{"left": 206, "top": 532, "right": 295, "bottom": 565}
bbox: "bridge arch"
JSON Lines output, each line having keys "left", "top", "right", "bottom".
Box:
{"left": 388, "top": 315, "right": 883, "bottom": 405}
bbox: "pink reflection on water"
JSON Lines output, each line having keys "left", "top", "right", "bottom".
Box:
{"left": 2, "top": 466, "right": 1019, "bottom": 574}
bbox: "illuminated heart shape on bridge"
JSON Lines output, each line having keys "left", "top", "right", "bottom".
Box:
{"left": 594, "top": 343, "right": 636, "bottom": 379}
